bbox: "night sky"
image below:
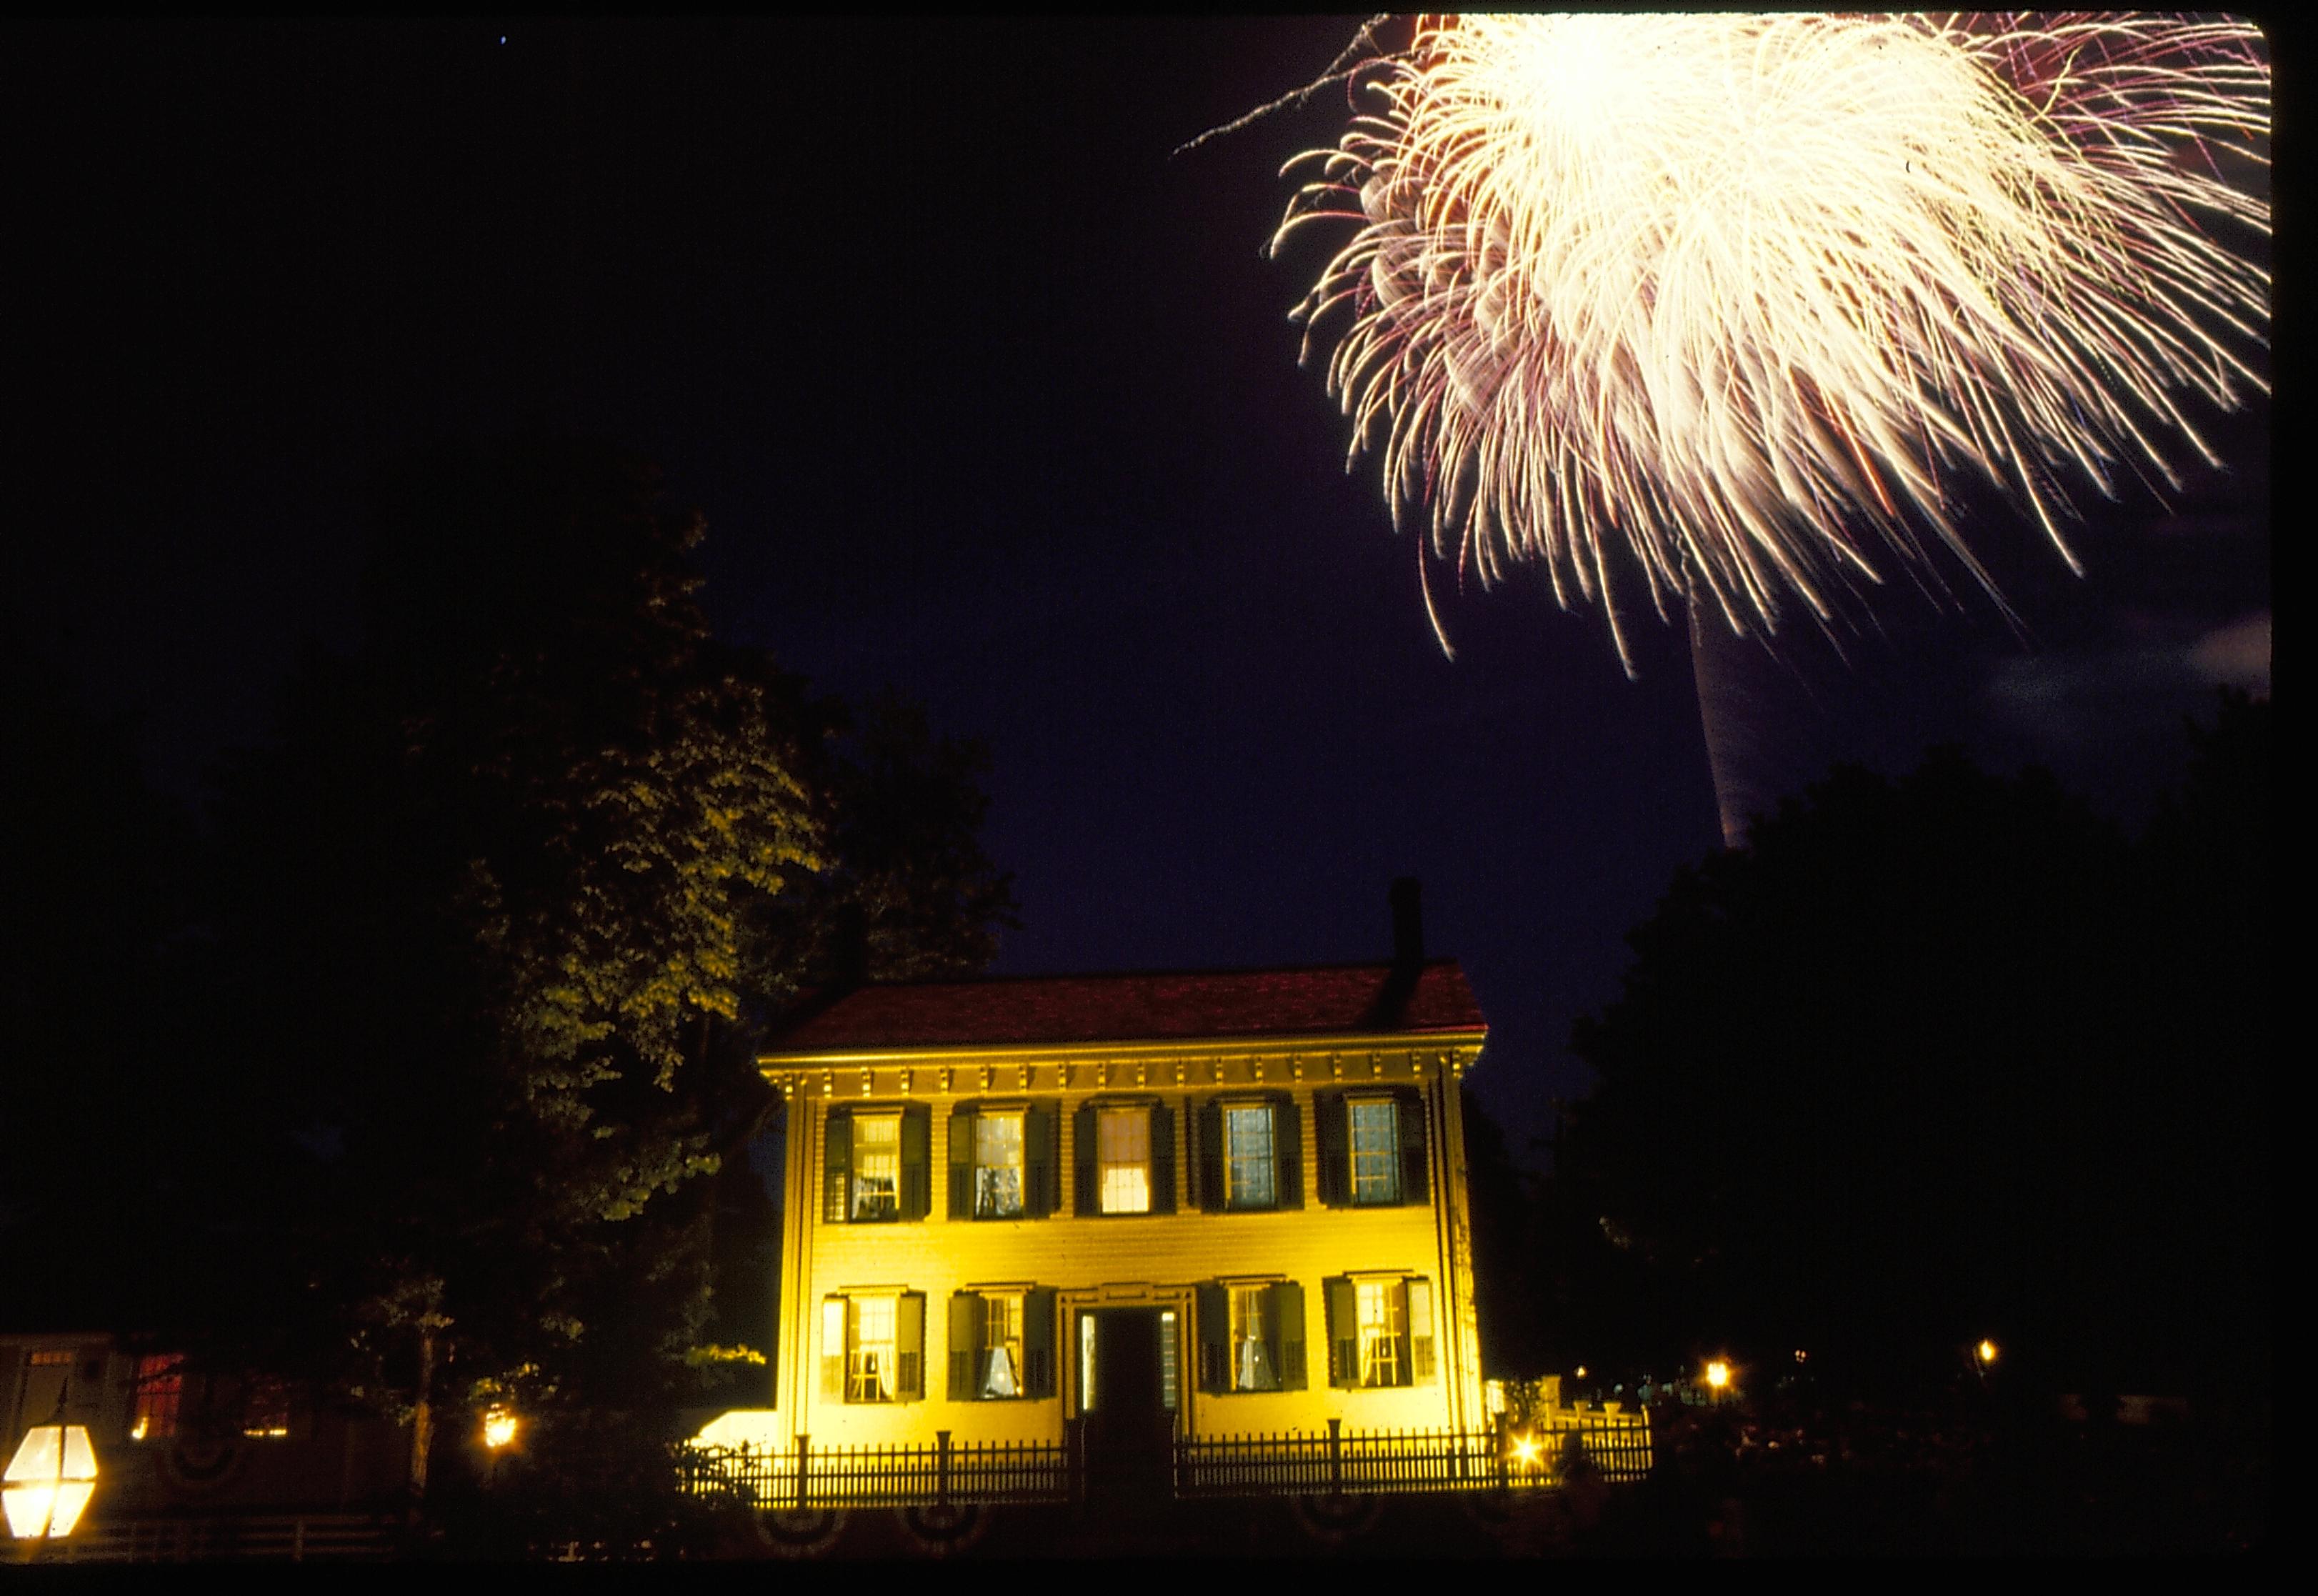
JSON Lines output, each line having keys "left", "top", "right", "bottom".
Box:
{"left": 4, "top": 19, "right": 2270, "bottom": 1163}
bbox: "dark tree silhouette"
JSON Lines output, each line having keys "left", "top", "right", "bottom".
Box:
{"left": 1566, "top": 697, "right": 2268, "bottom": 1398}
{"left": 199, "top": 440, "right": 1015, "bottom": 1475}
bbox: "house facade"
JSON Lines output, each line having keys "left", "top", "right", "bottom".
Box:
{"left": 749, "top": 951, "right": 1491, "bottom": 1458}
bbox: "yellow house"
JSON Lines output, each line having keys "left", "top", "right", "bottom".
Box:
{"left": 749, "top": 937, "right": 1491, "bottom": 1463}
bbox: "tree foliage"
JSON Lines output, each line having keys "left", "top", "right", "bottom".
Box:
{"left": 199, "top": 439, "right": 1014, "bottom": 1443}
{"left": 1566, "top": 696, "right": 2269, "bottom": 1396}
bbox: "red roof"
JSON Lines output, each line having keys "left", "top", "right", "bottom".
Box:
{"left": 761, "top": 960, "right": 1487, "bottom": 1057}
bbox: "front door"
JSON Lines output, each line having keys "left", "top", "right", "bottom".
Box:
{"left": 1080, "top": 1308, "right": 1176, "bottom": 1506}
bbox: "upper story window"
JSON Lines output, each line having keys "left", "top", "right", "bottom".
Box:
{"left": 852, "top": 1112, "right": 901, "bottom": 1220}
{"left": 1194, "top": 1097, "right": 1302, "bottom": 1211}
{"left": 821, "top": 1292, "right": 925, "bottom": 1404}
{"left": 1099, "top": 1108, "right": 1149, "bottom": 1213}
{"left": 240, "top": 1375, "right": 292, "bottom": 1439}
{"left": 947, "top": 1104, "right": 1056, "bottom": 1219}
{"left": 1073, "top": 1102, "right": 1176, "bottom": 1215}
{"left": 1324, "top": 1275, "right": 1437, "bottom": 1390}
{"left": 1196, "top": 1280, "right": 1308, "bottom": 1393}
{"left": 1349, "top": 1099, "right": 1401, "bottom": 1205}
{"left": 824, "top": 1104, "right": 931, "bottom": 1223}
{"left": 1315, "top": 1090, "right": 1429, "bottom": 1208}
{"left": 1225, "top": 1108, "right": 1275, "bottom": 1208}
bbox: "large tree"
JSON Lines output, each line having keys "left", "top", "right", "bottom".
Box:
{"left": 205, "top": 440, "right": 1013, "bottom": 1475}
{"left": 1565, "top": 698, "right": 2269, "bottom": 1397}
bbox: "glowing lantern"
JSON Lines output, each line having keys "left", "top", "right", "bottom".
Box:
{"left": 1705, "top": 1360, "right": 1731, "bottom": 1391}
{"left": 481, "top": 1406, "right": 518, "bottom": 1450}
{"left": 4, "top": 1422, "right": 98, "bottom": 1540}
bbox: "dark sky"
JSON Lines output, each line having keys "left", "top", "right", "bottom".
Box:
{"left": 4, "top": 19, "right": 2270, "bottom": 1163}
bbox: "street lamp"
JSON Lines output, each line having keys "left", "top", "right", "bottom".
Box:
{"left": 1704, "top": 1359, "right": 1732, "bottom": 1397}
{"left": 5, "top": 1396, "right": 98, "bottom": 1542}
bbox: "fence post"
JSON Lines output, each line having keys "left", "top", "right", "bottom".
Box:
{"left": 1327, "top": 1417, "right": 1344, "bottom": 1497}
{"left": 794, "top": 1432, "right": 811, "bottom": 1511}
{"left": 936, "top": 1430, "right": 952, "bottom": 1507}
{"left": 1494, "top": 1412, "right": 1511, "bottom": 1494}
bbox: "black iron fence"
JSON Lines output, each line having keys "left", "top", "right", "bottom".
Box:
{"left": 684, "top": 1412, "right": 1651, "bottom": 1511}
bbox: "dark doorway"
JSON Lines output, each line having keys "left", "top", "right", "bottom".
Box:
{"left": 1080, "top": 1308, "right": 1176, "bottom": 1507}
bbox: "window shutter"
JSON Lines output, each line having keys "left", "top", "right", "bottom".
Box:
{"left": 1324, "top": 1278, "right": 1359, "bottom": 1388}
{"left": 1274, "top": 1097, "right": 1304, "bottom": 1210}
{"left": 901, "top": 1105, "right": 931, "bottom": 1220}
{"left": 1025, "top": 1104, "right": 1056, "bottom": 1217}
{"left": 1150, "top": 1102, "right": 1177, "bottom": 1214}
{"left": 1024, "top": 1288, "right": 1056, "bottom": 1398}
{"left": 1073, "top": 1103, "right": 1097, "bottom": 1216}
{"left": 1196, "top": 1100, "right": 1224, "bottom": 1211}
{"left": 1314, "top": 1094, "right": 1348, "bottom": 1207}
{"left": 1272, "top": 1280, "right": 1307, "bottom": 1390}
{"left": 1408, "top": 1278, "right": 1437, "bottom": 1385}
{"left": 948, "top": 1293, "right": 982, "bottom": 1400}
{"left": 823, "top": 1110, "right": 853, "bottom": 1225}
{"left": 947, "top": 1106, "right": 976, "bottom": 1220}
{"left": 1399, "top": 1091, "right": 1429, "bottom": 1206}
{"left": 821, "top": 1297, "right": 847, "bottom": 1401}
{"left": 1196, "top": 1284, "right": 1229, "bottom": 1393}
{"left": 896, "top": 1293, "right": 926, "bottom": 1400}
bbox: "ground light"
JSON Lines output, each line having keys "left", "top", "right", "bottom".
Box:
{"left": 4, "top": 1417, "right": 97, "bottom": 1540}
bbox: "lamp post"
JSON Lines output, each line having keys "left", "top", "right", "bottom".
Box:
{"left": 5, "top": 1380, "right": 99, "bottom": 1550}
{"left": 481, "top": 1405, "right": 518, "bottom": 1487}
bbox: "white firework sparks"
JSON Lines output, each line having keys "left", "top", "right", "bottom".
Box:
{"left": 1273, "top": 14, "right": 2270, "bottom": 667}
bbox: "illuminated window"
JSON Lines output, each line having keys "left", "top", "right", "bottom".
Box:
{"left": 851, "top": 1112, "right": 900, "bottom": 1222}
{"left": 1350, "top": 1099, "right": 1401, "bottom": 1205}
{"left": 1326, "top": 1276, "right": 1436, "bottom": 1390}
{"left": 975, "top": 1112, "right": 1024, "bottom": 1218}
{"left": 1098, "top": 1107, "right": 1150, "bottom": 1215}
{"left": 129, "top": 1355, "right": 184, "bottom": 1442}
{"left": 824, "top": 1106, "right": 930, "bottom": 1224}
{"left": 1231, "top": 1287, "right": 1278, "bottom": 1391}
{"left": 1319, "top": 1092, "right": 1425, "bottom": 1208}
{"left": 822, "top": 1293, "right": 925, "bottom": 1405}
{"left": 1197, "top": 1280, "right": 1307, "bottom": 1393}
{"left": 241, "top": 1376, "right": 292, "bottom": 1439}
{"left": 1224, "top": 1107, "right": 1277, "bottom": 1209}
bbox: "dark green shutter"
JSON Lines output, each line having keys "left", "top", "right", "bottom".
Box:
{"left": 1196, "top": 1100, "right": 1224, "bottom": 1211}
{"left": 1325, "top": 1278, "right": 1359, "bottom": 1388}
{"left": 897, "top": 1293, "right": 925, "bottom": 1400}
{"left": 1024, "top": 1288, "right": 1056, "bottom": 1398}
{"left": 1399, "top": 1091, "right": 1429, "bottom": 1206}
{"left": 1275, "top": 1097, "right": 1304, "bottom": 1209}
{"left": 1409, "top": 1279, "right": 1437, "bottom": 1385}
{"left": 823, "top": 1109, "right": 853, "bottom": 1224}
{"left": 1073, "top": 1103, "right": 1097, "bottom": 1215}
{"left": 1197, "top": 1283, "right": 1229, "bottom": 1393}
{"left": 1272, "top": 1280, "right": 1307, "bottom": 1390}
{"left": 900, "top": 1105, "right": 931, "bottom": 1220}
{"left": 1314, "top": 1094, "right": 1347, "bottom": 1207}
{"left": 948, "top": 1293, "right": 982, "bottom": 1400}
{"left": 1150, "top": 1103, "right": 1176, "bottom": 1214}
{"left": 948, "top": 1106, "right": 976, "bottom": 1220}
{"left": 1025, "top": 1105, "right": 1056, "bottom": 1217}
{"left": 821, "top": 1297, "right": 846, "bottom": 1400}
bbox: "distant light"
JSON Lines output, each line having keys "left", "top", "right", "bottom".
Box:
{"left": 1573, "top": 1365, "right": 1587, "bottom": 1380}
{"left": 482, "top": 1406, "right": 518, "bottom": 1450}
{"left": 1705, "top": 1360, "right": 1731, "bottom": 1390}
{"left": 1793, "top": 1349, "right": 1807, "bottom": 1364}
{"left": 1510, "top": 1433, "right": 1542, "bottom": 1468}
{"left": 4, "top": 1424, "right": 98, "bottom": 1539}
{"left": 1976, "top": 1339, "right": 1998, "bottom": 1366}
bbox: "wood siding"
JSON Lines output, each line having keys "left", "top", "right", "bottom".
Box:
{"left": 769, "top": 1040, "right": 1488, "bottom": 1447}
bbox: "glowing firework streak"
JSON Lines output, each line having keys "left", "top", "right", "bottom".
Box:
{"left": 1274, "top": 14, "right": 2269, "bottom": 667}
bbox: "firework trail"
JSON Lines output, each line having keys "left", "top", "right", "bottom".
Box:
{"left": 1273, "top": 14, "right": 2270, "bottom": 677}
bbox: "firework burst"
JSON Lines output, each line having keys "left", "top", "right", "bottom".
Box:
{"left": 1274, "top": 14, "right": 2269, "bottom": 667}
